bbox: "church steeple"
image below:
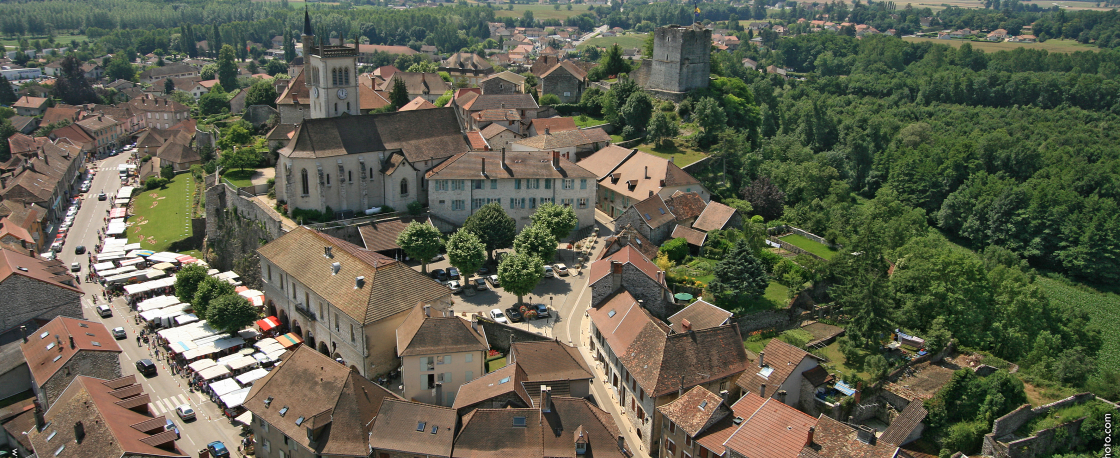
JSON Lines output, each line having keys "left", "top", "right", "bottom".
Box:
{"left": 301, "top": 7, "right": 314, "bottom": 60}
{"left": 303, "top": 7, "right": 313, "bottom": 37}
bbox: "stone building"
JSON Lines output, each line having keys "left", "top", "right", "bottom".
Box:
{"left": 736, "top": 338, "right": 824, "bottom": 408}
{"left": 424, "top": 150, "right": 598, "bottom": 231}
{"left": 439, "top": 53, "right": 495, "bottom": 87}
{"left": 395, "top": 302, "right": 488, "bottom": 406}
{"left": 368, "top": 399, "right": 457, "bottom": 457}
{"left": 578, "top": 145, "right": 709, "bottom": 218}
{"left": 257, "top": 226, "right": 453, "bottom": 380}
{"left": 539, "top": 61, "right": 588, "bottom": 104}
{"left": 588, "top": 245, "right": 675, "bottom": 319}
{"left": 0, "top": 249, "right": 83, "bottom": 342}
{"left": 452, "top": 340, "right": 594, "bottom": 417}
{"left": 20, "top": 317, "right": 122, "bottom": 409}
{"left": 612, "top": 194, "right": 677, "bottom": 244}
{"left": 479, "top": 71, "right": 527, "bottom": 95}
{"left": 632, "top": 24, "right": 712, "bottom": 101}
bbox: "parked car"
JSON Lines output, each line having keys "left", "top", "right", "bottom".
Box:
{"left": 207, "top": 441, "right": 230, "bottom": 458}
{"left": 164, "top": 418, "right": 179, "bottom": 439}
{"left": 50, "top": 238, "right": 63, "bottom": 252}
{"left": 477, "top": 267, "right": 489, "bottom": 276}
{"left": 70, "top": 263, "right": 80, "bottom": 272}
{"left": 473, "top": 278, "right": 487, "bottom": 291}
{"left": 80, "top": 182, "right": 91, "bottom": 193}
{"left": 543, "top": 265, "right": 555, "bottom": 278}
{"left": 430, "top": 269, "right": 447, "bottom": 283}
{"left": 486, "top": 275, "right": 501, "bottom": 287}
{"left": 175, "top": 405, "right": 195, "bottom": 421}
{"left": 135, "top": 359, "right": 157, "bottom": 376}
{"left": 446, "top": 280, "right": 462, "bottom": 294}
{"left": 430, "top": 254, "right": 445, "bottom": 262}
{"left": 447, "top": 267, "right": 461, "bottom": 280}
{"left": 534, "top": 304, "right": 550, "bottom": 319}
{"left": 111, "top": 327, "right": 126, "bottom": 340}
{"left": 505, "top": 307, "right": 523, "bottom": 322}
{"left": 553, "top": 263, "right": 569, "bottom": 276}
{"left": 489, "top": 309, "right": 508, "bottom": 324}
{"left": 74, "top": 245, "right": 85, "bottom": 255}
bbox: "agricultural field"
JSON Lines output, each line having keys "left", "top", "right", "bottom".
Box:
{"left": 492, "top": 3, "right": 587, "bottom": 21}
{"left": 902, "top": 37, "right": 1101, "bottom": 53}
{"left": 1037, "top": 276, "right": 1120, "bottom": 374}
{"left": 578, "top": 33, "right": 648, "bottom": 51}
{"left": 0, "top": 34, "right": 88, "bottom": 48}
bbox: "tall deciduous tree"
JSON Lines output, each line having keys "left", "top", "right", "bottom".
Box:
{"left": 464, "top": 202, "right": 516, "bottom": 261}
{"left": 513, "top": 223, "right": 558, "bottom": 263}
{"left": 206, "top": 294, "right": 260, "bottom": 335}
{"left": 498, "top": 252, "right": 543, "bottom": 305}
{"left": 740, "top": 176, "right": 786, "bottom": 221}
{"left": 529, "top": 202, "right": 578, "bottom": 242}
{"left": 646, "top": 111, "right": 679, "bottom": 147}
{"left": 104, "top": 55, "right": 136, "bottom": 82}
{"left": 217, "top": 44, "right": 239, "bottom": 91}
{"left": 192, "top": 275, "right": 235, "bottom": 319}
{"left": 447, "top": 228, "right": 485, "bottom": 280}
{"left": 709, "top": 240, "right": 769, "bottom": 309}
{"left": 164, "top": 78, "right": 175, "bottom": 94}
{"left": 245, "top": 78, "right": 278, "bottom": 108}
{"left": 396, "top": 221, "right": 443, "bottom": 273}
{"left": 53, "top": 56, "right": 100, "bottom": 105}
{"left": 174, "top": 263, "right": 209, "bottom": 304}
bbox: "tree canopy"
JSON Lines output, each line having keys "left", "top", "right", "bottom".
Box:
{"left": 529, "top": 202, "right": 578, "bottom": 243}
{"left": 206, "top": 294, "right": 260, "bottom": 335}
{"left": 709, "top": 240, "right": 769, "bottom": 309}
{"left": 396, "top": 221, "right": 443, "bottom": 273}
{"left": 174, "top": 263, "right": 210, "bottom": 305}
{"left": 513, "top": 223, "right": 558, "bottom": 263}
{"left": 446, "top": 228, "right": 485, "bottom": 281}
{"left": 497, "top": 252, "right": 543, "bottom": 305}
{"left": 464, "top": 202, "right": 516, "bottom": 261}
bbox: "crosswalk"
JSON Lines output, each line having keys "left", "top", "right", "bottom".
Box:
{"left": 150, "top": 393, "right": 193, "bottom": 416}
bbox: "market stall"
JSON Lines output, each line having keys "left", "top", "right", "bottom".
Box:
{"left": 235, "top": 368, "right": 269, "bottom": 385}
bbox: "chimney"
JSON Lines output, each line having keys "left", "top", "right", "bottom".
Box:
{"left": 681, "top": 319, "right": 691, "bottom": 331}
{"left": 324, "top": 246, "right": 333, "bottom": 258}
{"left": 69, "top": 336, "right": 75, "bottom": 349}
{"left": 856, "top": 425, "right": 876, "bottom": 444}
{"left": 331, "top": 262, "right": 341, "bottom": 275}
{"left": 481, "top": 157, "right": 486, "bottom": 176}
{"left": 776, "top": 390, "right": 787, "bottom": 403}
{"left": 552, "top": 150, "right": 560, "bottom": 170}
{"left": 805, "top": 426, "right": 815, "bottom": 447}
{"left": 759, "top": 351, "right": 765, "bottom": 368}
{"left": 33, "top": 399, "right": 45, "bottom": 431}
{"left": 669, "top": 156, "right": 674, "bottom": 164}
{"left": 55, "top": 335, "right": 62, "bottom": 352}
{"left": 545, "top": 127, "right": 550, "bottom": 135}
{"left": 434, "top": 382, "right": 443, "bottom": 404}
{"left": 424, "top": 305, "right": 431, "bottom": 318}
{"left": 719, "top": 390, "right": 729, "bottom": 406}
{"left": 644, "top": 166, "right": 649, "bottom": 179}
{"left": 542, "top": 385, "right": 552, "bottom": 412}
{"left": 610, "top": 261, "right": 622, "bottom": 291}
{"left": 74, "top": 421, "right": 85, "bottom": 443}
{"left": 501, "top": 148, "right": 508, "bottom": 171}
{"left": 20, "top": 325, "right": 27, "bottom": 343}
{"left": 354, "top": 276, "right": 364, "bottom": 289}
{"left": 760, "top": 383, "right": 766, "bottom": 398}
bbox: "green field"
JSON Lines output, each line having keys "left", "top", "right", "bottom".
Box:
{"left": 1037, "top": 276, "right": 1120, "bottom": 374}
{"left": 634, "top": 138, "right": 708, "bottom": 167}
{"left": 573, "top": 114, "right": 607, "bottom": 128}
{"left": 0, "top": 34, "right": 88, "bottom": 48}
{"left": 492, "top": 3, "right": 586, "bottom": 21}
{"left": 902, "top": 37, "right": 1100, "bottom": 54}
{"left": 780, "top": 233, "right": 839, "bottom": 260}
{"left": 128, "top": 175, "right": 196, "bottom": 253}
{"left": 221, "top": 169, "right": 257, "bottom": 188}
{"left": 740, "top": 281, "right": 790, "bottom": 313}
{"left": 578, "top": 33, "right": 648, "bottom": 51}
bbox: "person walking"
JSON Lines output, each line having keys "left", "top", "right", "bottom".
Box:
{"left": 136, "top": 335, "right": 141, "bottom": 347}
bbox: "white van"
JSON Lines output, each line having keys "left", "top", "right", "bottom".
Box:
{"left": 97, "top": 305, "right": 112, "bottom": 318}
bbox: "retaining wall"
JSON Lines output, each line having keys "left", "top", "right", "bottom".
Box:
{"left": 475, "top": 317, "right": 552, "bottom": 354}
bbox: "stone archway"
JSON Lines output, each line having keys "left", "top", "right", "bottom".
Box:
{"left": 266, "top": 301, "right": 277, "bottom": 319}
{"left": 292, "top": 320, "right": 302, "bottom": 340}
{"left": 277, "top": 309, "right": 289, "bottom": 332}
{"left": 305, "top": 331, "right": 316, "bottom": 350}
{"left": 317, "top": 342, "right": 330, "bottom": 356}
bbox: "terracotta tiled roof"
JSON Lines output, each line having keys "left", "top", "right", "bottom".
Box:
{"left": 425, "top": 150, "right": 596, "bottom": 180}
{"left": 480, "top": 123, "right": 513, "bottom": 140}
{"left": 693, "top": 390, "right": 765, "bottom": 453}
{"left": 465, "top": 131, "right": 489, "bottom": 150}
{"left": 510, "top": 340, "right": 592, "bottom": 383}
{"left": 665, "top": 191, "right": 706, "bottom": 222}
{"left": 667, "top": 300, "right": 732, "bottom": 334}
{"left": 799, "top": 415, "right": 902, "bottom": 458}
{"left": 20, "top": 316, "right": 121, "bottom": 386}
{"left": 693, "top": 201, "right": 738, "bottom": 232}
{"left": 529, "top": 117, "right": 577, "bottom": 134}
{"left": 880, "top": 401, "right": 928, "bottom": 446}
{"left": 578, "top": 146, "right": 704, "bottom": 201}
{"left": 398, "top": 96, "right": 437, "bottom": 112}
{"left": 737, "top": 339, "right": 821, "bottom": 396}
{"left": 657, "top": 386, "right": 728, "bottom": 437}
{"left": 245, "top": 346, "right": 403, "bottom": 457}
{"left": 460, "top": 93, "right": 537, "bottom": 111}
{"left": 276, "top": 69, "right": 309, "bottom": 106}
{"left": 0, "top": 216, "right": 34, "bottom": 246}
{"left": 13, "top": 96, "right": 48, "bottom": 109}
{"left": 596, "top": 224, "right": 658, "bottom": 261}
{"left": 631, "top": 194, "right": 675, "bottom": 229}
{"left": 395, "top": 306, "right": 488, "bottom": 357}
{"left": 266, "top": 123, "right": 297, "bottom": 141}
{"left": 156, "top": 141, "right": 199, "bottom": 164}
{"left": 512, "top": 128, "right": 609, "bottom": 150}
{"left": 587, "top": 244, "right": 664, "bottom": 287}
{"left": 452, "top": 397, "right": 629, "bottom": 458}
{"left": 42, "top": 106, "right": 80, "bottom": 125}
{"left": 452, "top": 363, "right": 531, "bottom": 411}
{"left": 357, "top": 216, "right": 432, "bottom": 253}
{"left": 257, "top": 226, "right": 451, "bottom": 324}
{"left": 6, "top": 133, "right": 42, "bottom": 155}
{"left": 368, "top": 399, "right": 457, "bottom": 456}
{"left": 440, "top": 53, "right": 493, "bottom": 72}
{"left": 377, "top": 72, "right": 451, "bottom": 96}
{"left": 671, "top": 224, "right": 707, "bottom": 247}
{"left": 0, "top": 246, "right": 82, "bottom": 294}
{"left": 540, "top": 60, "right": 588, "bottom": 81}
{"left": 725, "top": 394, "right": 818, "bottom": 458}
{"left": 278, "top": 109, "right": 468, "bottom": 164}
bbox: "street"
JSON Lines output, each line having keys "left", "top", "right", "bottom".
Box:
{"left": 58, "top": 153, "right": 245, "bottom": 457}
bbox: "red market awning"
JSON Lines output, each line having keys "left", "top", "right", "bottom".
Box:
{"left": 256, "top": 316, "right": 280, "bottom": 332}
{"left": 276, "top": 332, "right": 303, "bottom": 348}
{"left": 109, "top": 208, "right": 127, "bottom": 218}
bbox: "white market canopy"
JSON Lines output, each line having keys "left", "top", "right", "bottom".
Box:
{"left": 92, "top": 262, "right": 117, "bottom": 273}
{"left": 137, "top": 295, "right": 180, "bottom": 312}
{"left": 225, "top": 355, "right": 258, "bottom": 371}
{"left": 147, "top": 252, "right": 182, "bottom": 264}
{"left": 118, "top": 257, "right": 145, "bottom": 267}
{"left": 175, "top": 314, "right": 199, "bottom": 326}
{"left": 117, "top": 186, "right": 135, "bottom": 200}
{"left": 209, "top": 378, "right": 243, "bottom": 397}
{"left": 197, "top": 365, "right": 231, "bottom": 381}
{"left": 188, "top": 359, "right": 217, "bottom": 372}
{"left": 220, "top": 387, "right": 252, "bottom": 408}
{"left": 124, "top": 276, "right": 176, "bottom": 296}
{"left": 235, "top": 368, "right": 269, "bottom": 385}
{"left": 106, "top": 218, "right": 128, "bottom": 236}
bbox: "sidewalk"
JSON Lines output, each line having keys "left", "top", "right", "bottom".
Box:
{"left": 574, "top": 310, "right": 650, "bottom": 458}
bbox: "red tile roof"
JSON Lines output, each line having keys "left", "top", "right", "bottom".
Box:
{"left": 692, "top": 201, "right": 739, "bottom": 232}
{"left": 667, "top": 299, "right": 732, "bottom": 334}
{"left": 587, "top": 244, "right": 664, "bottom": 287}
{"left": 529, "top": 117, "right": 578, "bottom": 134}
{"left": 466, "top": 131, "right": 489, "bottom": 150}
{"left": 398, "top": 96, "right": 437, "bottom": 112}
{"left": 799, "top": 415, "right": 903, "bottom": 458}
{"left": 657, "top": 386, "right": 728, "bottom": 437}
{"left": 737, "top": 339, "right": 821, "bottom": 398}
{"left": 725, "top": 394, "right": 818, "bottom": 458}
{"left": 671, "top": 224, "right": 707, "bottom": 247}
{"left": 21, "top": 316, "right": 121, "bottom": 385}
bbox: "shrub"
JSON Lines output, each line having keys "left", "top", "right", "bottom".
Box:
{"left": 145, "top": 177, "right": 169, "bottom": 190}
{"left": 660, "top": 237, "right": 689, "bottom": 263}
{"left": 407, "top": 201, "right": 424, "bottom": 215}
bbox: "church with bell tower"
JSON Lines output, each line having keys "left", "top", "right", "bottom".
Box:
{"left": 301, "top": 9, "right": 360, "bottom": 119}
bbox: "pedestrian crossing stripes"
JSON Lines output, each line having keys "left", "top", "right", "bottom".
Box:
{"left": 149, "top": 394, "right": 192, "bottom": 415}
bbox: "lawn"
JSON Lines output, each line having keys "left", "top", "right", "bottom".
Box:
{"left": 222, "top": 169, "right": 257, "bottom": 188}
{"left": 573, "top": 114, "right": 607, "bottom": 128}
{"left": 128, "top": 175, "right": 196, "bottom": 253}
{"left": 902, "top": 37, "right": 1100, "bottom": 53}
{"left": 634, "top": 139, "right": 708, "bottom": 167}
{"left": 492, "top": 3, "right": 586, "bottom": 21}
{"left": 486, "top": 356, "right": 507, "bottom": 373}
{"left": 818, "top": 340, "right": 873, "bottom": 382}
{"left": 780, "top": 234, "right": 839, "bottom": 260}
{"left": 578, "top": 33, "right": 649, "bottom": 51}
{"left": 0, "top": 34, "right": 87, "bottom": 48}
{"left": 1037, "top": 276, "right": 1120, "bottom": 374}
{"left": 740, "top": 281, "right": 790, "bottom": 312}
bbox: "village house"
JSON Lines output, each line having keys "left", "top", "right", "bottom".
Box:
{"left": 578, "top": 145, "right": 710, "bottom": 218}
{"left": 75, "top": 115, "right": 123, "bottom": 155}
{"left": 256, "top": 226, "right": 454, "bottom": 380}
{"left": 508, "top": 126, "right": 612, "bottom": 162}
{"left": 987, "top": 28, "right": 1009, "bottom": 41}
{"left": 128, "top": 95, "right": 191, "bottom": 130}
{"left": 0, "top": 140, "right": 84, "bottom": 222}
{"left": 395, "top": 302, "right": 488, "bottom": 406}
{"left": 737, "top": 338, "right": 824, "bottom": 411}
{"left": 612, "top": 194, "right": 678, "bottom": 244}
{"left": 452, "top": 339, "right": 592, "bottom": 418}
{"left": 480, "top": 71, "right": 527, "bottom": 95}
{"left": 138, "top": 62, "right": 199, "bottom": 83}
{"left": 588, "top": 245, "right": 675, "bottom": 319}
{"left": 439, "top": 52, "right": 495, "bottom": 86}
{"left": 9, "top": 116, "right": 38, "bottom": 135}
{"left": 0, "top": 201, "right": 47, "bottom": 253}
{"left": 398, "top": 96, "right": 437, "bottom": 112}
{"left": 598, "top": 224, "right": 659, "bottom": 261}
{"left": 13, "top": 96, "right": 48, "bottom": 117}
{"left": 527, "top": 117, "right": 577, "bottom": 137}
{"left": 367, "top": 399, "right": 458, "bottom": 457}
{"left": 539, "top": 61, "right": 588, "bottom": 104}
{"left": 356, "top": 44, "right": 418, "bottom": 65}
{"left": 667, "top": 299, "right": 733, "bottom": 334}
{"left": 424, "top": 150, "right": 598, "bottom": 231}
{"left": 244, "top": 346, "right": 402, "bottom": 458}
{"left": 20, "top": 316, "right": 122, "bottom": 409}
{"left": 658, "top": 387, "right": 816, "bottom": 458}
{"left": 47, "top": 124, "right": 97, "bottom": 155}
{"left": 453, "top": 93, "right": 540, "bottom": 134}
{"left": 454, "top": 395, "right": 632, "bottom": 457}
{"left": 473, "top": 123, "right": 521, "bottom": 152}
{"left": 377, "top": 72, "right": 452, "bottom": 103}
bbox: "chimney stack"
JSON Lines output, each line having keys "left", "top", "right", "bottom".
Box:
{"left": 501, "top": 148, "right": 508, "bottom": 171}
{"left": 542, "top": 385, "right": 552, "bottom": 412}
{"left": 720, "top": 390, "right": 729, "bottom": 406}
{"left": 856, "top": 425, "right": 876, "bottom": 444}
{"left": 805, "top": 426, "right": 815, "bottom": 447}
{"left": 610, "top": 261, "right": 622, "bottom": 292}
{"left": 545, "top": 127, "right": 550, "bottom": 135}
{"left": 424, "top": 305, "right": 431, "bottom": 318}
{"left": 552, "top": 150, "right": 560, "bottom": 170}
{"left": 69, "top": 336, "right": 75, "bottom": 349}
{"left": 33, "top": 399, "right": 45, "bottom": 432}
{"left": 644, "top": 166, "right": 649, "bottom": 179}
{"left": 20, "top": 325, "right": 27, "bottom": 343}
{"left": 681, "top": 319, "right": 691, "bottom": 331}
{"left": 776, "top": 390, "right": 787, "bottom": 403}
{"left": 760, "top": 383, "right": 766, "bottom": 398}
{"left": 759, "top": 351, "right": 765, "bottom": 368}
{"left": 481, "top": 157, "right": 486, "bottom": 176}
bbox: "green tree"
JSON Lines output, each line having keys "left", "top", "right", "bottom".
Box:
{"left": 174, "top": 263, "right": 210, "bottom": 304}
{"left": 164, "top": 78, "right": 175, "bottom": 94}
{"left": 621, "top": 91, "right": 654, "bottom": 135}
{"left": 447, "top": 228, "right": 486, "bottom": 280}
{"left": 206, "top": 294, "right": 260, "bottom": 335}
{"left": 434, "top": 89, "right": 454, "bottom": 107}
{"left": 709, "top": 240, "right": 769, "bottom": 308}
{"left": 693, "top": 96, "right": 727, "bottom": 134}
{"left": 192, "top": 275, "right": 235, "bottom": 318}
{"left": 245, "top": 78, "right": 278, "bottom": 108}
{"left": 200, "top": 63, "right": 218, "bottom": 81}
{"left": 217, "top": 44, "right": 239, "bottom": 91}
{"left": 389, "top": 77, "right": 409, "bottom": 109}
{"left": 529, "top": 201, "right": 578, "bottom": 242}
{"left": 0, "top": 75, "right": 15, "bottom": 106}
{"left": 53, "top": 55, "right": 100, "bottom": 105}
{"left": 660, "top": 237, "right": 689, "bottom": 263}
{"left": 513, "top": 223, "right": 558, "bottom": 262}
{"left": 219, "top": 146, "right": 259, "bottom": 172}
{"left": 498, "top": 252, "right": 543, "bottom": 305}
{"left": 405, "top": 61, "right": 439, "bottom": 73}
{"left": 464, "top": 202, "right": 516, "bottom": 261}
{"left": 160, "top": 165, "right": 175, "bottom": 180}
{"left": 198, "top": 84, "right": 230, "bottom": 115}
{"left": 646, "top": 110, "right": 679, "bottom": 147}
{"left": 104, "top": 55, "right": 136, "bottom": 82}
{"left": 396, "top": 221, "right": 443, "bottom": 273}
{"left": 265, "top": 59, "right": 287, "bottom": 76}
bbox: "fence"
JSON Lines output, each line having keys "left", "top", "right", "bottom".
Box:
{"left": 303, "top": 210, "right": 421, "bottom": 230}
{"left": 769, "top": 236, "right": 825, "bottom": 260}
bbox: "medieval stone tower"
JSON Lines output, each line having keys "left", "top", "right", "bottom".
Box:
{"left": 635, "top": 23, "right": 711, "bottom": 100}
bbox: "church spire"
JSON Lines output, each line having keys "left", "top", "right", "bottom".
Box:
{"left": 303, "top": 7, "right": 312, "bottom": 38}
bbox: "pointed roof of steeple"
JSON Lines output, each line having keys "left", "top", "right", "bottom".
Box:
{"left": 303, "top": 7, "right": 313, "bottom": 37}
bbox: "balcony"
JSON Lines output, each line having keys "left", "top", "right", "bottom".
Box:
{"left": 294, "top": 303, "right": 317, "bottom": 322}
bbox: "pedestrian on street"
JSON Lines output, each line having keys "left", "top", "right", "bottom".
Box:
{"left": 136, "top": 336, "right": 141, "bottom": 347}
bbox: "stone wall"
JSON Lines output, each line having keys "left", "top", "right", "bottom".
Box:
{"left": 733, "top": 307, "right": 800, "bottom": 336}
{"left": 589, "top": 266, "right": 676, "bottom": 320}
{"left": 475, "top": 317, "right": 551, "bottom": 354}
{"left": 0, "top": 275, "right": 82, "bottom": 339}
{"left": 541, "top": 71, "right": 583, "bottom": 104}
{"left": 990, "top": 393, "right": 1100, "bottom": 440}
{"left": 981, "top": 392, "right": 1120, "bottom": 458}
{"left": 204, "top": 183, "right": 288, "bottom": 289}
{"left": 41, "top": 351, "right": 121, "bottom": 409}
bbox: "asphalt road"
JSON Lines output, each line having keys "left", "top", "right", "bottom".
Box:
{"left": 58, "top": 153, "right": 245, "bottom": 457}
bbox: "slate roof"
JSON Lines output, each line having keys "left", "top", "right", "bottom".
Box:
{"left": 692, "top": 201, "right": 738, "bottom": 232}
{"left": 671, "top": 224, "right": 707, "bottom": 247}
{"left": 398, "top": 96, "right": 437, "bottom": 111}
{"left": 472, "top": 108, "right": 521, "bottom": 122}
{"left": 667, "top": 300, "right": 732, "bottom": 334}
{"left": 509, "top": 340, "right": 592, "bottom": 383}
{"left": 357, "top": 216, "right": 433, "bottom": 252}
{"left": 656, "top": 386, "right": 728, "bottom": 438}
{"left": 278, "top": 109, "right": 469, "bottom": 164}
{"left": 588, "top": 290, "right": 748, "bottom": 397}
{"left": 20, "top": 316, "right": 121, "bottom": 384}
{"left": 879, "top": 402, "right": 928, "bottom": 446}
{"left": 9, "top": 116, "right": 36, "bottom": 132}
{"left": 245, "top": 346, "right": 403, "bottom": 457}
{"left": 799, "top": 415, "right": 904, "bottom": 458}
{"left": 587, "top": 245, "right": 664, "bottom": 288}
{"left": 540, "top": 60, "right": 588, "bottom": 81}
{"left": 801, "top": 365, "right": 833, "bottom": 387}
{"left": 395, "top": 305, "right": 488, "bottom": 357}
{"left": 512, "top": 128, "right": 609, "bottom": 150}
{"left": 664, "top": 191, "right": 706, "bottom": 222}
{"left": 630, "top": 194, "right": 675, "bottom": 229}
{"left": 459, "top": 93, "right": 538, "bottom": 111}
{"left": 368, "top": 399, "right": 457, "bottom": 456}
{"left": 452, "top": 397, "right": 629, "bottom": 458}
{"left": 725, "top": 394, "right": 818, "bottom": 458}
{"left": 441, "top": 53, "right": 493, "bottom": 72}
{"left": 530, "top": 117, "right": 578, "bottom": 134}
{"left": 425, "top": 150, "right": 596, "bottom": 180}
{"left": 257, "top": 226, "right": 451, "bottom": 325}
{"left": 27, "top": 376, "right": 187, "bottom": 458}
{"left": 737, "top": 339, "right": 821, "bottom": 396}
{"left": 266, "top": 123, "right": 297, "bottom": 141}
{"left": 451, "top": 363, "right": 531, "bottom": 412}
{"left": 578, "top": 146, "right": 703, "bottom": 201}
